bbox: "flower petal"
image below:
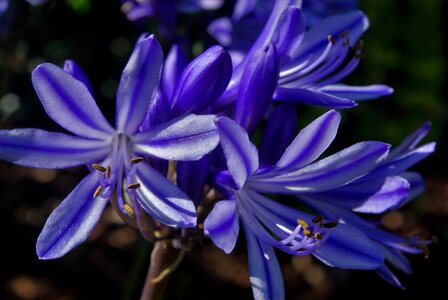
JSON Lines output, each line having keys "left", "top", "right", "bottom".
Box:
{"left": 276, "top": 110, "right": 341, "bottom": 170}
{"left": 139, "top": 89, "right": 172, "bottom": 132}
{"left": 365, "top": 142, "right": 436, "bottom": 179}
{"left": 310, "top": 176, "right": 410, "bottom": 214}
{"left": 234, "top": 43, "right": 279, "bottom": 134}
{"left": 170, "top": 45, "right": 232, "bottom": 116}
{"left": 375, "top": 265, "right": 404, "bottom": 289}
{"left": 63, "top": 59, "right": 93, "bottom": 94}
{"left": 116, "top": 34, "right": 163, "bottom": 134}
{"left": 134, "top": 114, "right": 219, "bottom": 161}
{"left": 313, "top": 223, "right": 385, "bottom": 269}
{"left": 204, "top": 198, "right": 240, "bottom": 254}
{"left": 162, "top": 44, "right": 188, "bottom": 100}
{"left": 0, "top": 128, "right": 110, "bottom": 168}
{"left": 259, "top": 103, "right": 297, "bottom": 166}
{"left": 244, "top": 225, "right": 284, "bottom": 300}
{"left": 176, "top": 155, "right": 210, "bottom": 206}
{"left": 36, "top": 173, "right": 107, "bottom": 259}
{"left": 272, "top": 6, "right": 305, "bottom": 65}
{"left": 273, "top": 87, "right": 356, "bottom": 108}
{"left": 388, "top": 122, "right": 431, "bottom": 160}
{"left": 216, "top": 117, "right": 259, "bottom": 189}
{"left": 232, "top": 0, "right": 257, "bottom": 21}
{"left": 320, "top": 84, "right": 394, "bottom": 101}
{"left": 135, "top": 163, "right": 196, "bottom": 228}
{"left": 249, "top": 141, "right": 390, "bottom": 194}
{"left": 32, "top": 63, "right": 114, "bottom": 139}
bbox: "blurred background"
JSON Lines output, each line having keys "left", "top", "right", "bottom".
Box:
{"left": 0, "top": 0, "right": 447, "bottom": 299}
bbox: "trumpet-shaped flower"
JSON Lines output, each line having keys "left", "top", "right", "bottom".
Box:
{"left": 0, "top": 34, "right": 219, "bottom": 259}
{"left": 209, "top": 1, "right": 393, "bottom": 111}
{"left": 204, "top": 111, "right": 401, "bottom": 299}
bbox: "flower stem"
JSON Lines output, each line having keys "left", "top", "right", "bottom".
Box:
{"left": 140, "top": 240, "right": 184, "bottom": 300}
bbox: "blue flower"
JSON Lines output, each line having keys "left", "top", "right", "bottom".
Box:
{"left": 0, "top": 34, "right": 220, "bottom": 259}
{"left": 209, "top": 1, "right": 393, "bottom": 111}
{"left": 204, "top": 110, "right": 398, "bottom": 299}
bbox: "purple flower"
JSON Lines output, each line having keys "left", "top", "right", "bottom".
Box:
{"left": 121, "top": 0, "right": 223, "bottom": 38}
{"left": 0, "top": 34, "right": 220, "bottom": 259}
{"left": 204, "top": 110, "right": 397, "bottom": 299}
{"left": 210, "top": 1, "right": 393, "bottom": 111}
{"left": 300, "top": 122, "right": 435, "bottom": 287}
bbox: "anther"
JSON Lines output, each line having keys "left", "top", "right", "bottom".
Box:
{"left": 105, "top": 166, "right": 111, "bottom": 179}
{"left": 130, "top": 157, "right": 144, "bottom": 164}
{"left": 128, "top": 182, "right": 141, "bottom": 190}
{"left": 312, "top": 215, "right": 324, "bottom": 224}
{"left": 303, "top": 229, "right": 314, "bottom": 238}
{"left": 339, "top": 29, "right": 350, "bottom": 39}
{"left": 92, "top": 164, "right": 107, "bottom": 172}
{"left": 355, "top": 40, "right": 364, "bottom": 50}
{"left": 327, "top": 35, "right": 336, "bottom": 44}
{"left": 197, "top": 223, "right": 204, "bottom": 230}
{"left": 314, "top": 232, "right": 323, "bottom": 240}
{"left": 124, "top": 204, "right": 134, "bottom": 216}
{"left": 93, "top": 185, "right": 103, "bottom": 198}
{"left": 297, "top": 219, "right": 309, "bottom": 229}
{"left": 323, "top": 221, "right": 338, "bottom": 229}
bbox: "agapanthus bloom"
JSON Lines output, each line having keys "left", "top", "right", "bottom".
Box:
{"left": 209, "top": 1, "right": 392, "bottom": 111}
{"left": 204, "top": 110, "right": 399, "bottom": 299}
{"left": 0, "top": 34, "right": 220, "bottom": 259}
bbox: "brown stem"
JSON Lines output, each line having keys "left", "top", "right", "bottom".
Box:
{"left": 140, "top": 241, "right": 184, "bottom": 300}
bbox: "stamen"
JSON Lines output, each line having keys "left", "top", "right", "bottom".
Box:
{"left": 328, "top": 35, "right": 336, "bottom": 44}
{"left": 339, "top": 29, "right": 350, "bottom": 39}
{"left": 323, "top": 221, "right": 338, "bottom": 229}
{"left": 303, "top": 229, "right": 314, "bottom": 238}
{"left": 106, "top": 166, "right": 111, "bottom": 179}
{"left": 312, "top": 215, "right": 324, "bottom": 224}
{"left": 130, "top": 157, "right": 144, "bottom": 164}
{"left": 297, "top": 219, "right": 309, "bottom": 229}
{"left": 128, "top": 182, "right": 141, "bottom": 189}
{"left": 314, "top": 232, "right": 323, "bottom": 240}
{"left": 124, "top": 204, "right": 134, "bottom": 216}
{"left": 93, "top": 185, "right": 103, "bottom": 198}
{"left": 92, "top": 164, "right": 107, "bottom": 172}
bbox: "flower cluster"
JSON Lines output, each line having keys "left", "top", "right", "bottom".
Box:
{"left": 0, "top": 1, "right": 434, "bottom": 299}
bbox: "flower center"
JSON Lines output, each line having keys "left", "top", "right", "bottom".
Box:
{"left": 91, "top": 133, "right": 144, "bottom": 218}
{"left": 279, "top": 216, "right": 337, "bottom": 255}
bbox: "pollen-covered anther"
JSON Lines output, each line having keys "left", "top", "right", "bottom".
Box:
{"left": 303, "top": 229, "right": 314, "bottom": 238}
{"left": 297, "top": 219, "right": 309, "bottom": 229}
{"left": 314, "top": 232, "right": 323, "bottom": 240}
{"left": 323, "top": 221, "right": 338, "bottom": 229}
{"left": 130, "top": 157, "right": 144, "bottom": 164}
{"left": 128, "top": 182, "right": 141, "bottom": 189}
{"left": 312, "top": 215, "right": 324, "bottom": 224}
{"left": 92, "top": 163, "right": 107, "bottom": 172}
{"left": 93, "top": 185, "right": 103, "bottom": 198}
{"left": 124, "top": 204, "right": 134, "bottom": 216}
{"left": 106, "top": 166, "right": 111, "bottom": 179}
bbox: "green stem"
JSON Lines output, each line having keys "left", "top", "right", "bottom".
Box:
{"left": 140, "top": 241, "right": 184, "bottom": 300}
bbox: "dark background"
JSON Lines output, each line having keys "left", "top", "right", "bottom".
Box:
{"left": 0, "top": 0, "right": 447, "bottom": 299}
